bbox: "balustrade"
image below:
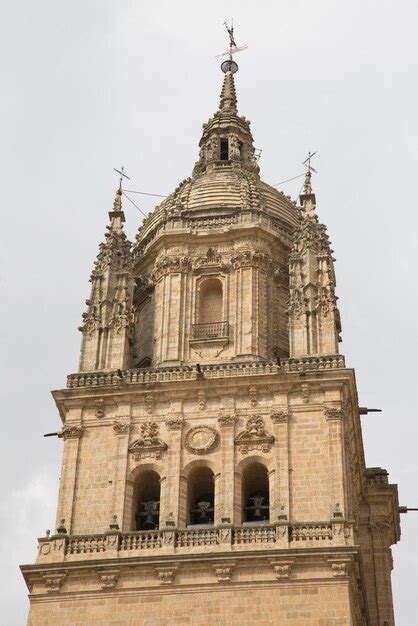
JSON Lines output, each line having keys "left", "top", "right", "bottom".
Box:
{"left": 191, "top": 321, "right": 229, "bottom": 340}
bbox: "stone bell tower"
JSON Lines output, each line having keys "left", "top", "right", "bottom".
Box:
{"left": 21, "top": 57, "right": 401, "bottom": 626}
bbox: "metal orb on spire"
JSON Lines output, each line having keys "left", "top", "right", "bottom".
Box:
{"left": 216, "top": 19, "right": 247, "bottom": 74}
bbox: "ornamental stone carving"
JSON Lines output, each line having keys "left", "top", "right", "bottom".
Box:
{"left": 271, "top": 409, "right": 290, "bottom": 424}
{"left": 213, "top": 561, "right": 235, "bottom": 583}
{"left": 113, "top": 420, "right": 131, "bottom": 435}
{"left": 184, "top": 425, "right": 219, "bottom": 455}
{"left": 165, "top": 417, "right": 183, "bottom": 430}
{"left": 192, "top": 248, "right": 231, "bottom": 273}
{"left": 324, "top": 406, "right": 345, "bottom": 421}
{"left": 155, "top": 565, "right": 177, "bottom": 585}
{"left": 97, "top": 569, "right": 119, "bottom": 590}
{"left": 218, "top": 414, "right": 237, "bottom": 428}
{"left": 152, "top": 255, "right": 192, "bottom": 281}
{"left": 128, "top": 422, "right": 167, "bottom": 460}
{"left": 231, "top": 249, "right": 272, "bottom": 271}
{"left": 234, "top": 415, "right": 274, "bottom": 454}
{"left": 58, "top": 425, "right": 83, "bottom": 440}
{"left": 43, "top": 570, "right": 67, "bottom": 593}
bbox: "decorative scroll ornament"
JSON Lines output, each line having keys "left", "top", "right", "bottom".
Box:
{"left": 234, "top": 415, "right": 274, "bottom": 454}
{"left": 58, "top": 425, "right": 83, "bottom": 440}
{"left": 128, "top": 422, "right": 167, "bottom": 460}
{"left": 184, "top": 425, "right": 219, "bottom": 455}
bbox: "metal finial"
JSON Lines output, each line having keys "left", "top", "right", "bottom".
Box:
{"left": 302, "top": 151, "right": 318, "bottom": 174}
{"left": 216, "top": 19, "right": 247, "bottom": 73}
{"left": 113, "top": 166, "right": 131, "bottom": 192}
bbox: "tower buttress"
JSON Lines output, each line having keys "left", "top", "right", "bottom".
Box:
{"left": 288, "top": 170, "right": 342, "bottom": 356}
{"left": 78, "top": 188, "right": 134, "bottom": 371}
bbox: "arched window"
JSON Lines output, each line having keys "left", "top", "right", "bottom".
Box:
{"left": 133, "top": 470, "right": 160, "bottom": 531}
{"left": 242, "top": 463, "right": 270, "bottom": 524}
{"left": 187, "top": 467, "right": 215, "bottom": 526}
{"left": 199, "top": 278, "right": 223, "bottom": 325}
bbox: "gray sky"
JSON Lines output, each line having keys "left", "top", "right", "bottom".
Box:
{"left": 1, "top": 1, "right": 417, "bottom": 623}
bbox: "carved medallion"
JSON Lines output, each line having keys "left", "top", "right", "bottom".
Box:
{"left": 184, "top": 425, "right": 219, "bottom": 455}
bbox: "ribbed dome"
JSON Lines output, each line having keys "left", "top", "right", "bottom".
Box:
{"left": 134, "top": 70, "right": 299, "bottom": 248}
{"left": 156, "top": 167, "right": 299, "bottom": 227}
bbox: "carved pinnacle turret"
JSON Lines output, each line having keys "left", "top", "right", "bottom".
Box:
{"left": 288, "top": 171, "right": 342, "bottom": 357}
{"left": 78, "top": 188, "right": 134, "bottom": 372}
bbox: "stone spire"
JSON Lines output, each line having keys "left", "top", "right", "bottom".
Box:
{"left": 78, "top": 187, "right": 134, "bottom": 372}
{"left": 219, "top": 71, "right": 238, "bottom": 113}
{"left": 288, "top": 171, "right": 342, "bottom": 356}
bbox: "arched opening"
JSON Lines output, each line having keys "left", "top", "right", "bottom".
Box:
{"left": 187, "top": 467, "right": 215, "bottom": 526}
{"left": 133, "top": 470, "right": 160, "bottom": 531}
{"left": 198, "top": 278, "right": 223, "bottom": 325}
{"left": 242, "top": 463, "right": 270, "bottom": 524}
{"left": 220, "top": 138, "right": 229, "bottom": 161}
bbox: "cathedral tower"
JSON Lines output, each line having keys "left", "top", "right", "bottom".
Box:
{"left": 21, "top": 59, "right": 400, "bottom": 626}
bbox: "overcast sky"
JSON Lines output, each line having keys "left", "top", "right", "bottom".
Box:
{"left": 1, "top": 1, "right": 417, "bottom": 623}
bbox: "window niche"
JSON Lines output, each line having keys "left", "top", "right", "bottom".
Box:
{"left": 191, "top": 277, "right": 228, "bottom": 341}
{"left": 242, "top": 463, "right": 270, "bottom": 524}
{"left": 133, "top": 470, "right": 161, "bottom": 531}
{"left": 220, "top": 138, "right": 229, "bottom": 161}
{"left": 187, "top": 467, "right": 215, "bottom": 526}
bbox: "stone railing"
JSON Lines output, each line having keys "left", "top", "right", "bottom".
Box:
{"left": 36, "top": 520, "right": 354, "bottom": 563}
{"left": 67, "top": 355, "right": 346, "bottom": 389}
{"left": 120, "top": 531, "right": 162, "bottom": 551}
{"left": 67, "top": 360, "right": 281, "bottom": 389}
{"left": 66, "top": 534, "right": 107, "bottom": 555}
{"left": 283, "top": 355, "right": 345, "bottom": 373}
{"left": 177, "top": 528, "right": 220, "bottom": 547}
{"left": 233, "top": 525, "right": 276, "bottom": 544}
{"left": 289, "top": 522, "right": 333, "bottom": 543}
{"left": 191, "top": 321, "right": 229, "bottom": 341}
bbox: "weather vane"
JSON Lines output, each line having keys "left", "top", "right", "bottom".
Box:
{"left": 302, "top": 151, "right": 318, "bottom": 174}
{"left": 113, "top": 166, "right": 131, "bottom": 191}
{"left": 216, "top": 19, "right": 248, "bottom": 74}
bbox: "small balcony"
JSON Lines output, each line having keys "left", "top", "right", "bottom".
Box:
{"left": 191, "top": 321, "right": 229, "bottom": 341}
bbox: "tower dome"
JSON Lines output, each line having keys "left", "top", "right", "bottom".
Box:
{"left": 133, "top": 70, "right": 299, "bottom": 259}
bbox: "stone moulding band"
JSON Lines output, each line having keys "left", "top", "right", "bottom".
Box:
{"left": 66, "top": 355, "right": 346, "bottom": 389}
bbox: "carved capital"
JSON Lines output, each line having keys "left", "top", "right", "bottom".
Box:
{"left": 97, "top": 569, "right": 119, "bottom": 590}
{"left": 155, "top": 564, "right": 177, "bottom": 585}
{"left": 326, "top": 557, "right": 352, "bottom": 578}
{"left": 218, "top": 414, "right": 237, "bottom": 428}
{"left": 165, "top": 417, "right": 183, "bottom": 431}
{"left": 43, "top": 570, "right": 67, "bottom": 593}
{"left": 58, "top": 425, "right": 83, "bottom": 440}
{"left": 213, "top": 561, "right": 235, "bottom": 583}
{"left": 324, "top": 406, "right": 345, "bottom": 421}
{"left": 271, "top": 409, "right": 290, "bottom": 424}
{"left": 113, "top": 420, "right": 131, "bottom": 435}
{"left": 269, "top": 559, "right": 294, "bottom": 580}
